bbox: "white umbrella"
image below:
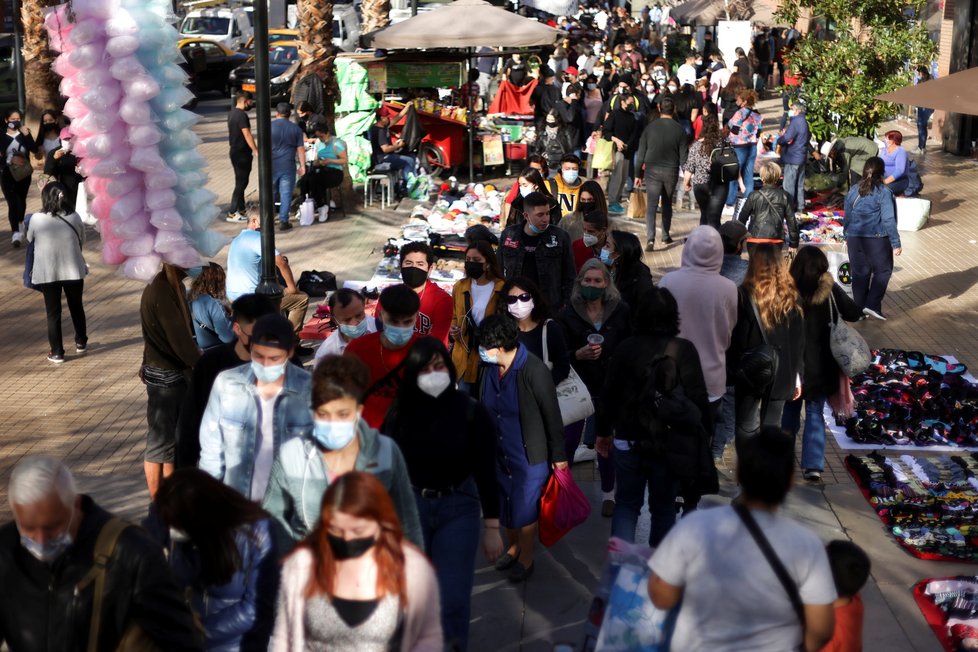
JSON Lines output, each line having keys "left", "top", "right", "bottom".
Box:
{"left": 364, "top": 0, "right": 561, "bottom": 49}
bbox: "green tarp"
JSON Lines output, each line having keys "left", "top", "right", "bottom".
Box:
{"left": 335, "top": 59, "right": 379, "bottom": 183}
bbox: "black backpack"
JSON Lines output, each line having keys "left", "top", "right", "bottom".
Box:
{"left": 296, "top": 270, "right": 337, "bottom": 297}
{"left": 711, "top": 141, "right": 740, "bottom": 183}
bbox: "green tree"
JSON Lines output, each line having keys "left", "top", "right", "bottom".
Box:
{"left": 776, "top": 0, "right": 936, "bottom": 141}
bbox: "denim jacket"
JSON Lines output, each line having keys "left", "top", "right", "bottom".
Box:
{"left": 199, "top": 363, "right": 313, "bottom": 497}
{"left": 843, "top": 185, "right": 901, "bottom": 248}
{"left": 262, "top": 420, "right": 423, "bottom": 552}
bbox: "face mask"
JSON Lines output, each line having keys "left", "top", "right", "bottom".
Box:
{"left": 583, "top": 233, "right": 600, "bottom": 247}
{"left": 251, "top": 360, "right": 287, "bottom": 383}
{"left": 400, "top": 266, "right": 428, "bottom": 289}
{"left": 594, "top": 68, "right": 604, "bottom": 77}
{"left": 186, "top": 266, "right": 203, "bottom": 279}
{"left": 580, "top": 285, "right": 606, "bottom": 301}
{"left": 518, "top": 185, "right": 533, "bottom": 198}
{"left": 508, "top": 298, "right": 534, "bottom": 320}
{"left": 561, "top": 169, "right": 579, "bottom": 184}
{"left": 464, "top": 261, "right": 485, "bottom": 279}
{"left": 479, "top": 346, "right": 499, "bottom": 364}
{"left": 383, "top": 323, "right": 415, "bottom": 347}
{"left": 328, "top": 533, "right": 376, "bottom": 560}
{"left": 61, "top": 140, "right": 72, "bottom": 153}
{"left": 7, "top": 120, "right": 20, "bottom": 130}
{"left": 599, "top": 248, "right": 613, "bottom": 265}
{"left": 586, "top": 83, "right": 597, "bottom": 90}
{"left": 527, "top": 221, "right": 545, "bottom": 235}
{"left": 338, "top": 319, "right": 369, "bottom": 340}
{"left": 417, "top": 370, "right": 452, "bottom": 397}
{"left": 667, "top": 85, "right": 678, "bottom": 93}
{"left": 20, "top": 511, "right": 73, "bottom": 563}
{"left": 169, "top": 527, "right": 190, "bottom": 543}
{"left": 313, "top": 417, "right": 358, "bottom": 450}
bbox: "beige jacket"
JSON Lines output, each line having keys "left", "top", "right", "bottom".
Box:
{"left": 270, "top": 544, "right": 443, "bottom": 651}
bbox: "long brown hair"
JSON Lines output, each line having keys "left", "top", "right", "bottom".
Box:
{"left": 700, "top": 111, "right": 722, "bottom": 154}
{"left": 188, "top": 262, "right": 227, "bottom": 303}
{"left": 301, "top": 472, "right": 408, "bottom": 604}
{"left": 742, "top": 244, "right": 801, "bottom": 330}
{"left": 857, "top": 156, "right": 885, "bottom": 197}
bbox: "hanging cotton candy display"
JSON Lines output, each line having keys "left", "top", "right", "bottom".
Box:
{"left": 45, "top": 0, "right": 227, "bottom": 280}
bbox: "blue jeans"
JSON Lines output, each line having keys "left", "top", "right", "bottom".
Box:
{"left": 612, "top": 445, "right": 677, "bottom": 547}
{"left": 415, "top": 478, "right": 481, "bottom": 651}
{"left": 782, "top": 163, "right": 805, "bottom": 213}
{"left": 726, "top": 144, "right": 757, "bottom": 206}
{"left": 583, "top": 416, "right": 615, "bottom": 493}
{"left": 917, "top": 108, "right": 933, "bottom": 150}
{"left": 781, "top": 396, "right": 827, "bottom": 471}
{"left": 887, "top": 176, "right": 909, "bottom": 196}
{"left": 847, "top": 235, "right": 894, "bottom": 313}
{"left": 381, "top": 153, "right": 417, "bottom": 192}
{"left": 712, "top": 385, "right": 735, "bottom": 458}
{"left": 272, "top": 169, "right": 296, "bottom": 224}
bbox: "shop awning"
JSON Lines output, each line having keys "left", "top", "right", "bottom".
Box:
{"left": 671, "top": 0, "right": 781, "bottom": 26}
{"left": 363, "top": 0, "right": 561, "bottom": 49}
{"left": 876, "top": 67, "right": 978, "bottom": 115}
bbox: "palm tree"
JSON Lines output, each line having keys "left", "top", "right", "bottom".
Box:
{"left": 294, "top": 0, "right": 338, "bottom": 123}
{"left": 360, "top": 0, "right": 391, "bottom": 35}
{"left": 20, "top": 0, "right": 62, "bottom": 123}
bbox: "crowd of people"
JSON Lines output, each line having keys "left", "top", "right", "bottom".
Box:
{"left": 1, "top": 3, "right": 923, "bottom": 651}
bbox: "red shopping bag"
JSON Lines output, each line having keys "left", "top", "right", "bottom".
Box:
{"left": 539, "top": 467, "right": 592, "bottom": 547}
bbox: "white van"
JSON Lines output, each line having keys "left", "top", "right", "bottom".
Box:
{"left": 332, "top": 5, "right": 361, "bottom": 51}
{"left": 179, "top": 7, "right": 254, "bottom": 51}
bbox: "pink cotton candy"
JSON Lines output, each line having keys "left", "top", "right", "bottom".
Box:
{"left": 120, "top": 98, "right": 153, "bottom": 125}
{"left": 106, "top": 172, "right": 142, "bottom": 198}
{"left": 106, "top": 35, "right": 140, "bottom": 58}
{"left": 80, "top": 83, "right": 122, "bottom": 112}
{"left": 101, "top": 233, "right": 127, "bottom": 265}
{"left": 52, "top": 56, "right": 79, "bottom": 78}
{"left": 89, "top": 194, "right": 116, "bottom": 221}
{"left": 109, "top": 190, "right": 145, "bottom": 222}
{"left": 119, "top": 233, "right": 155, "bottom": 256}
{"left": 111, "top": 212, "right": 151, "bottom": 238}
{"left": 62, "top": 96, "right": 89, "bottom": 120}
{"left": 149, "top": 208, "right": 183, "bottom": 231}
{"left": 68, "top": 19, "right": 103, "bottom": 46}
{"left": 109, "top": 56, "right": 144, "bottom": 81}
{"left": 144, "top": 167, "right": 178, "bottom": 190}
{"left": 67, "top": 42, "right": 104, "bottom": 70}
{"left": 161, "top": 247, "right": 202, "bottom": 270}
{"left": 123, "top": 75, "right": 161, "bottom": 102}
{"left": 91, "top": 154, "right": 129, "bottom": 177}
{"left": 122, "top": 254, "right": 163, "bottom": 282}
{"left": 154, "top": 229, "right": 190, "bottom": 254}
{"left": 145, "top": 188, "right": 176, "bottom": 211}
{"left": 128, "top": 124, "right": 162, "bottom": 147}
{"left": 130, "top": 145, "right": 167, "bottom": 173}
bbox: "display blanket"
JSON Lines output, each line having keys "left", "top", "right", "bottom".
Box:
{"left": 846, "top": 452, "right": 978, "bottom": 562}
{"left": 912, "top": 576, "right": 978, "bottom": 651}
{"left": 827, "top": 351, "right": 977, "bottom": 452}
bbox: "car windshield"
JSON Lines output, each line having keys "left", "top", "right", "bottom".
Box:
{"left": 332, "top": 21, "right": 340, "bottom": 38}
{"left": 269, "top": 45, "right": 299, "bottom": 64}
{"left": 269, "top": 33, "right": 295, "bottom": 44}
{"left": 181, "top": 16, "right": 231, "bottom": 36}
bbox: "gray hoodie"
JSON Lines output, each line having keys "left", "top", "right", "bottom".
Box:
{"left": 659, "top": 226, "right": 738, "bottom": 399}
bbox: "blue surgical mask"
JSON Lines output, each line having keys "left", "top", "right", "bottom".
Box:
{"left": 527, "top": 221, "right": 545, "bottom": 235}
{"left": 561, "top": 169, "right": 579, "bottom": 184}
{"left": 186, "top": 266, "right": 203, "bottom": 279}
{"left": 251, "top": 360, "right": 287, "bottom": 383}
{"left": 20, "top": 511, "right": 74, "bottom": 563}
{"left": 599, "top": 248, "right": 613, "bottom": 265}
{"left": 338, "top": 319, "right": 368, "bottom": 340}
{"left": 479, "top": 346, "right": 499, "bottom": 364}
{"left": 312, "top": 418, "right": 358, "bottom": 450}
{"left": 383, "top": 323, "right": 415, "bottom": 347}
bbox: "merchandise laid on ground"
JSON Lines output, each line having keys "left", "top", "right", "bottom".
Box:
{"left": 846, "top": 452, "right": 978, "bottom": 562}
{"left": 827, "top": 350, "right": 976, "bottom": 452}
{"left": 797, "top": 210, "right": 846, "bottom": 244}
{"left": 913, "top": 576, "right": 978, "bottom": 651}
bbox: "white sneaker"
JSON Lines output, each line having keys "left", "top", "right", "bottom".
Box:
{"left": 317, "top": 206, "right": 329, "bottom": 223}
{"left": 11, "top": 231, "right": 22, "bottom": 248}
{"left": 862, "top": 307, "right": 887, "bottom": 321}
{"left": 329, "top": 200, "right": 336, "bottom": 209}
{"left": 721, "top": 204, "right": 735, "bottom": 217}
{"left": 573, "top": 444, "right": 597, "bottom": 464}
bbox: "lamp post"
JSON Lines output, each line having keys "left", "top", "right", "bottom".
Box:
{"left": 12, "top": 0, "right": 26, "bottom": 114}
{"left": 252, "top": 0, "right": 282, "bottom": 302}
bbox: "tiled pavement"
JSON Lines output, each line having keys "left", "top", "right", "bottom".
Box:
{"left": 0, "top": 95, "right": 975, "bottom": 650}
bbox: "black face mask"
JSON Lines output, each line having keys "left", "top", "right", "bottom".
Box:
{"left": 464, "top": 261, "right": 485, "bottom": 279}
{"left": 328, "top": 533, "right": 376, "bottom": 560}
{"left": 579, "top": 200, "right": 596, "bottom": 214}
{"left": 7, "top": 120, "right": 20, "bottom": 130}
{"left": 400, "top": 266, "right": 428, "bottom": 289}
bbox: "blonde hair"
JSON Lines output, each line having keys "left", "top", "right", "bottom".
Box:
{"left": 759, "top": 162, "right": 782, "bottom": 186}
{"left": 743, "top": 244, "right": 801, "bottom": 330}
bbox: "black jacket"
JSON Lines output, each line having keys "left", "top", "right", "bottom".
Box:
{"left": 737, "top": 186, "right": 800, "bottom": 247}
{"left": 44, "top": 147, "right": 83, "bottom": 205}
{"left": 601, "top": 107, "right": 641, "bottom": 155}
{"left": 0, "top": 496, "right": 204, "bottom": 651}
{"left": 730, "top": 287, "right": 806, "bottom": 400}
{"left": 598, "top": 334, "right": 710, "bottom": 440}
{"left": 0, "top": 131, "right": 37, "bottom": 173}
{"left": 508, "top": 193, "right": 562, "bottom": 229}
{"left": 558, "top": 295, "right": 632, "bottom": 395}
{"left": 798, "top": 273, "right": 863, "bottom": 397}
{"left": 476, "top": 349, "right": 567, "bottom": 465}
{"left": 498, "top": 224, "right": 576, "bottom": 311}
{"left": 614, "top": 261, "right": 654, "bottom": 316}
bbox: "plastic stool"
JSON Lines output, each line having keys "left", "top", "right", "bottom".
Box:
{"left": 364, "top": 174, "right": 391, "bottom": 209}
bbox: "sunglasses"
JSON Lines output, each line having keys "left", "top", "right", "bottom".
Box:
{"left": 506, "top": 293, "right": 532, "bottom": 305}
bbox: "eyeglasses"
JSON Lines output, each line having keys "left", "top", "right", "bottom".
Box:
{"left": 505, "top": 293, "right": 532, "bottom": 305}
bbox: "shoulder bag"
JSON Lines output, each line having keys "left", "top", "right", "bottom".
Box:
{"left": 736, "top": 297, "right": 779, "bottom": 395}
{"left": 733, "top": 504, "right": 806, "bottom": 652}
{"left": 542, "top": 320, "right": 594, "bottom": 426}
{"left": 827, "top": 291, "right": 871, "bottom": 377}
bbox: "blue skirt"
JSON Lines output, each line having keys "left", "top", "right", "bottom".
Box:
{"left": 496, "top": 442, "right": 550, "bottom": 529}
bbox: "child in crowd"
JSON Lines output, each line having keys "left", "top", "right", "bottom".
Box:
{"left": 821, "top": 540, "right": 871, "bottom": 652}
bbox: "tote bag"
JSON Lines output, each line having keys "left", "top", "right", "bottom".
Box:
{"left": 828, "top": 292, "right": 871, "bottom": 377}
{"left": 542, "top": 321, "right": 595, "bottom": 426}
{"left": 591, "top": 138, "right": 615, "bottom": 170}
{"left": 538, "top": 466, "right": 591, "bottom": 546}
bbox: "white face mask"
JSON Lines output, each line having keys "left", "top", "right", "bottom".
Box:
{"left": 508, "top": 299, "right": 535, "bottom": 321}
{"left": 417, "top": 371, "right": 452, "bottom": 398}
{"left": 582, "top": 233, "right": 600, "bottom": 247}
{"left": 519, "top": 185, "right": 533, "bottom": 198}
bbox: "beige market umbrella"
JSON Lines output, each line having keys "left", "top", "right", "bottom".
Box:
{"left": 877, "top": 67, "right": 978, "bottom": 115}
{"left": 671, "top": 0, "right": 781, "bottom": 26}
{"left": 363, "top": 0, "right": 562, "bottom": 49}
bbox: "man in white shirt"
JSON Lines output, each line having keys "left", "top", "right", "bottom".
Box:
{"left": 313, "top": 288, "right": 378, "bottom": 362}
{"left": 677, "top": 51, "right": 699, "bottom": 88}
{"left": 199, "top": 314, "right": 313, "bottom": 501}
{"left": 648, "top": 427, "right": 837, "bottom": 652}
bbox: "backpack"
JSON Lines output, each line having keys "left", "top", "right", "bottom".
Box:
{"left": 710, "top": 141, "right": 740, "bottom": 183}
{"left": 904, "top": 160, "right": 923, "bottom": 196}
{"left": 296, "top": 270, "right": 337, "bottom": 297}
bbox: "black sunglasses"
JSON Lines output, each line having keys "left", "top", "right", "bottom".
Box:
{"left": 505, "top": 293, "right": 533, "bottom": 305}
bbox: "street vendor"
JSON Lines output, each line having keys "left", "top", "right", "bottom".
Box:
{"left": 816, "top": 136, "right": 880, "bottom": 189}
{"left": 369, "top": 111, "right": 416, "bottom": 198}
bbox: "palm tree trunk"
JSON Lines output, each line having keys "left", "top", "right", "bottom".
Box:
{"left": 294, "top": 0, "right": 338, "bottom": 123}
{"left": 21, "top": 0, "right": 62, "bottom": 125}
{"left": 360, "top": 0, "right": 391, "bottom": 36}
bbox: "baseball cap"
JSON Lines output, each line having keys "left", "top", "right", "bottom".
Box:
{"left": 276, "top": 102, "right": 292, "bottom": 116}
{"left": 718, "top": 220, "right": 748, "bottom": 249}
{"left": 565, "top": 66, "right": 579, "bottom": 76}
{"left": 250, "top": 313, "right": 296, "bottom": 351}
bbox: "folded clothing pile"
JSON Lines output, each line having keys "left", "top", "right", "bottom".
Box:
{"left": 408, "top": 182, "right": 503, "bottom": 236}
{"left": 797, "top": 210, "right": 845, "bottom": 244}
{"left": 843, "top": 349, "right": 976, "bottom": 448}
{"left": 914, "top": 576, "right": 978, "bottom": 651}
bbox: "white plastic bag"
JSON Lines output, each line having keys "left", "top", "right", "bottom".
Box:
{"left": 299, "top": 197, "right": 315, "bottom": 226}
{"left": 76, "top": 181, "right": 97, "bottom": 226}
{"left": 895, "top": 196, "right": 931, "bottom": 232}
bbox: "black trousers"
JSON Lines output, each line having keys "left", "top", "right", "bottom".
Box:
{"left": 693, "top": 181, "right": 727, "bottom": 228}
{"left": 644, "top": 167, "right": 678, "bottom": 242}
{"left": 308, "top": 166, "right": 343, "bottom": 207}
{"left": 1, "top": 168, "right": 31, "bottom": 232}
{"left": 229, "top": 155, "right": 253, "bottom": 214}
{"left": 39, "top": 280, "right": 87, "bottom": 356}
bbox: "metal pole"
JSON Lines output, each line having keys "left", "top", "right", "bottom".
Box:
{"left": 12, "top": 0, "right": 26, "bottom": 114}
{"left": 467, "top": 53, "right": 474, "bottom": 184}
{"left": 253, "top": 0, "right": 282, "bottom": 301}
{"left": 411, "top": 0, "right": 418, "bottom": 17}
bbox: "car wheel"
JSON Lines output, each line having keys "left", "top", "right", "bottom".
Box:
{"left": 419, "top": 142, "right": 446, "bottom": 176}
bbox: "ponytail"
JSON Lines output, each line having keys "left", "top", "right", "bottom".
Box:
{"left": 858, "top": 156, "right": 885, "bottom": 197}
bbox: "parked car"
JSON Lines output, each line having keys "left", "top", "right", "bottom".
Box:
{"left": 178, "top": 7, "right": 253, "bottom": 51}
{"left": 227, "top": 41, "right": 302, "bottom": 102}
{"left": 242, "top": 28, "right": 300, "bottom": 51}
{"left": 178, "top": 38, "right": 250, "bottom": 104}
{"left": 332, "top": 5, "right": 361, "bottom": 51}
